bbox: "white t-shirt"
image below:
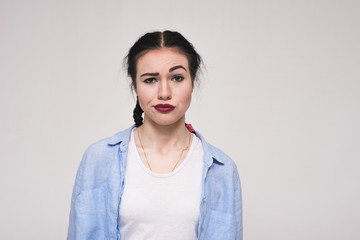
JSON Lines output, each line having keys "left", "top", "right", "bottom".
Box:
{"left": 119, "top": 129, "right": 204, "bottom": 240}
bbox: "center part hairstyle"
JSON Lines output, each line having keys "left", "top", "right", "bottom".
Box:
{"left": 124, "top": 30, "right": 202, "bottom": 127}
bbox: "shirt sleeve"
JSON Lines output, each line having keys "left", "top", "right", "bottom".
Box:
{"left": 67, "top": 152, "right": 86, "bottom": 240}
{"left": 233, "top": 165, "right": 243, "bottom": 240}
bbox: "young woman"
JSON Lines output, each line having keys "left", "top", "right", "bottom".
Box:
{"left": 68, "top": 30, "right": 242, "bottom": 240}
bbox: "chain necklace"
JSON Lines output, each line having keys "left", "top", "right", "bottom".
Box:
{"left": 136, "top": 129, "right": 192, "bottom": 172}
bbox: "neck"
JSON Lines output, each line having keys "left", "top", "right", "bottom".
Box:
{"left": 137, "top": 117, "right": 189, "bottom": 150}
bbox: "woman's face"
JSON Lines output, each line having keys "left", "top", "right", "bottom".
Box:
{"left": 135, "top": 48, "right": 193, "bottom": 127}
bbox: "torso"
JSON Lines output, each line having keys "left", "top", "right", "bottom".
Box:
{"left": 118, "top": 129, "right": 204, "bottom": 240}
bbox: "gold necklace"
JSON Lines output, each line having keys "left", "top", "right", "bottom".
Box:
{"left": 137, "top": 129, "right": 192, "bottom": 172}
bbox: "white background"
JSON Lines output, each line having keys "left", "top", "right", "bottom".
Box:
{"left": 1, "top": 0, "right": 359, "bottom": 239}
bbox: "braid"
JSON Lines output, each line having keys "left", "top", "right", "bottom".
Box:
{"left": 133, "top": 97, "right": 144, "bottom": 127}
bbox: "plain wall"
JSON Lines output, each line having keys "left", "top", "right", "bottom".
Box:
{"left": 1, "top": 0, "right": 359, "bottom": 239}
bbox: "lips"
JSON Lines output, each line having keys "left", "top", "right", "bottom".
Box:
{"left": 154, "top": 104, "right": 175, "bottom": 113}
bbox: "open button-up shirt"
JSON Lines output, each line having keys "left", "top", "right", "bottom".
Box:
{"left": 67, "top": 125, "right": 243, "bottom": 240}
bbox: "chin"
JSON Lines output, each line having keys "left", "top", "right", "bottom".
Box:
{"left": 146, "top": 115, "right": 185, "bottom": 127}
{"left": 153, "top": 120, "right": 182, "bottom": 127}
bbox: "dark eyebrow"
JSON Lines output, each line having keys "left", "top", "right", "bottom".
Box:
{"left": 169, "top": 65, "right": 187, "bottom": 72}
{"left": 140, "top": 72, "right": 159, "bottom": 77}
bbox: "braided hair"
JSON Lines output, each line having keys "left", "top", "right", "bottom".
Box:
{"left": 133, "top": 97, "right": 144, "bottom": 127}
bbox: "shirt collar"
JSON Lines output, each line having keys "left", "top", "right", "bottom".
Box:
{"left": 107, "top": 125, "right": 135, "bottom": 149}
{"left": 194, "top": 130, "right": 225, "bottom": 166}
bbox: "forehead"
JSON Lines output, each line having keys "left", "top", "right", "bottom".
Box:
{"left": 136, "top": 48, "right": 189, "bottom": 73}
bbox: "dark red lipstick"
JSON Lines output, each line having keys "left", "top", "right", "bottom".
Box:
{"left": 154, "top": 104, "right": 175, "bottom": 113}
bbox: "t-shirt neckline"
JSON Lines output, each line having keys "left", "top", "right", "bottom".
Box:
{"left": 130, "top": 128, "right": 197, "bottom": 178}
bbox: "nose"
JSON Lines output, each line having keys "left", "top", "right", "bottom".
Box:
{"left": 158, "top": 79, "right": 171, "bottom": 100}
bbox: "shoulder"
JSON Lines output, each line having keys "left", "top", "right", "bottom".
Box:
{"left": 75, "top": 126, "right": 133, "bottom": 190}
{"left": 195, "top": 131, "right": 238, "bottom": 170}
{"left": 205, "top": 141, "right": 240, "bottom": 182}
{"left": 195, "top": 131, "right": 240, "bottom": 186}
{"left": 206, "top": 142, "right": 236, "bottom": 167}
{"left": 82, "top": 125, "right": 133, "bottom": 162}
{"left": 197, "top": 133, "right": 242, "bottom": 212}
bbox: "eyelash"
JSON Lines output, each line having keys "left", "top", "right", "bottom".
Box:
{"left": 143, "top": 75, "right": 184, "bottom": 84}
{"left": 172, "top": 75, "right": 184, "bottom": 82}
{"left": 143, "top": 78, "right": 157, "bottom": 84}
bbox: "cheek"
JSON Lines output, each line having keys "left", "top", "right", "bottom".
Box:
{"left": 180, "top": 87, "right": 193, "bottom": 106}
{"left": 136, "top": 85, "right": 148, "bottom": 99}
{"left": 136, "top": 87, "right": 155, "bottom": 108}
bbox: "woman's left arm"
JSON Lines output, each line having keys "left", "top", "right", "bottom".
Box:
{"left": 233, "top": 165, "right": 243, "bottom": 240}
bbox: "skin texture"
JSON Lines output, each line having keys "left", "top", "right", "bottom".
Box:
{"left": 135, "top": 48, "right": 193, "bottom": 127}
{"left": 134, "top": 48, "right": 194, "bottom": 173}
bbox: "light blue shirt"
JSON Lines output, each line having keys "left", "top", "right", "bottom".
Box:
{"left": 68, "top": 125, "right": 243, "bottom": 240}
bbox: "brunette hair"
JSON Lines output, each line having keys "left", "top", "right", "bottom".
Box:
{"left": 125, "top": 30, "right": 202, "bottom": 127}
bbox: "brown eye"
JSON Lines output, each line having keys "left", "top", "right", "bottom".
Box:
{"left": 144, "top": 78, "right": 156, "bottom": 84}
{"left": 172, "top": 75, "right": 184, "bottom": 82}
